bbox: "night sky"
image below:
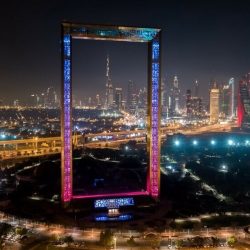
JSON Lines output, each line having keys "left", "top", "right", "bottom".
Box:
{"left": 1, "top": 0, "right": 250, "bottom": 104}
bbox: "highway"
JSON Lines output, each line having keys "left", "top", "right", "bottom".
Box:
{"left": 0, "top": 123, "right": 233, "bottom": 161}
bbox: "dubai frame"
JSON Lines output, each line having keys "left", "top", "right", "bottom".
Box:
{"left": 61, "top": 22, "right": 161, "bottom": 205}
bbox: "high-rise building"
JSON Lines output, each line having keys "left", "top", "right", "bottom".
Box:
{"left": 127, "top": 80, "right": 137, "bottom": 114}
{"left": 45, "top": 87, "right": 57, "bottom": 108}
{"left": 169, "top": 76, "right": 180, "bottom": 116}
{"left": 228, "top": 78, "right": 235, "bottom": 118}
{"left": 137, "top": 87, "right": 147, "bottom": 118}
{"left": 114, "top": 88, "right": 123, "bottom": 110}
{"left": 186, "top": 89, "right": 192, "bottom": 118}
{"left": 221, "top": 84, "right": 231, "bottom": 118}
{"left": 238, "top": 77, "right": 250, "bottom": 129}
{"left": 173, "top": 76, "right": 180, "bottom": 114}
{"left": 191, "top": 97, "right": 202, "bottom": 117}
{"left": 13, "top": 99, "right": 19, "bottom": 107}
{"left": 138, "top": 87, "right": 147, "bottom": 109}
{"left": 210, "top": 88, "right": 220, "bottom": 123}
{"left": 96, "top": 94, "right": 101, "bottom": 107}
{"left": 161, "top": 78, "right": 167, "bottom": 118}
{"left": 105, "top": 55, "right": 113, "bottom": 109}
{"left": 186, "top": 89, "right": 202, "bottom": 119}
{"left": 194, "top": 80, "right": 199, "bottom": 97}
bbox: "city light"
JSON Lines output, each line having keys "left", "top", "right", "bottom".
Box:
{"left": 210, "top": 140, "right": 216, "bottom": 145}
{"left": 192, "top": 140, "right": 198, "bottom": 145}
{"left": 220, "top": 164, "right": 228, "bottom": 173}
{"left": 0, "top": 134, "right": 6, "bottom": 139}
{"left": 174, "top": 140, "right": 180, "bottom": 146}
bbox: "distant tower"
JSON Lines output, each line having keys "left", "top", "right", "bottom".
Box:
{"left": 127, "top": 80, "right": 137, "bottom": 114}
{"left": 13, "top": 100, "right": 19, "bottom": 107}
{"left": 114, "top": 88, "right": 123, "bottom": 110}
{"left": 161, "top": 78, "right": 167, "bottom": 117}
{"left": 173, "top": 76, "right": 180, "bottom": 114}
{"left": 194, "top": 80, "right": 199, "bottom": 97}
{"left": 210, "top": 88, "right": 220, "bottom": 123}
{"left": 105, "top": 55, "right": 113, "bottom": 109}
{"left": 46, "top": 87, "right": 57, "bottom": 108}
{"left": 229, "top": 78, "right": 235, "bottom": 118}
{"left": 221, "top": 83, "right": 231, "bottom": 118}
{"left": 238, "top": 75, "right": 250, "bottom": 128}
{"left": 96, "top": 94, "right": 100, "bottom": 107}
{"left": 186, "top": 89, "right": 192, "bottom": 118}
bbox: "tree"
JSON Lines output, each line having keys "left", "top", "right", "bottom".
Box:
{"left": 193, "top": 236, "right": 204, "bottom": 248}
{"left": 211, "top": 236, "right": 220, "bottom": 247}
{"left": 0, "top": 223, "right": 12, "bottom": 237}
{"left": 15, "top": 227, "right": 27, "bottom": 235}
{"left": 63, "top": 235, "right": 74, "bottom": 244}
{"left": 227, "top": 236, "right": 237, "bottom": 247}
{"left": 0, "top": 223, "right": 12, "bottom": 250}
{"left": 175, "top": 239, "right": 183, "bottom": 248}
{"left": 99, "top": 229, "right": 114, "bottom": 248}
{"left": 127, "top": 236, "right": 137, "bottom": 249}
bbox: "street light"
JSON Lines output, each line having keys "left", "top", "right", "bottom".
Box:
{"left": 114, "top": 236, "right": 117, "bottom": 250}
{"left": 192, "top": 140, "right": 198, "bottom": 146}
{"left": 210, "top": 140, "right": 216, "bottom": 145}
{"left": 174, "top": 140, "right": 180, "bottom": 146}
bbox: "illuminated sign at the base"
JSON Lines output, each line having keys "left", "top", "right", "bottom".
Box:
{"left": 94, "top": 197, "right": 135, "bottom": 209}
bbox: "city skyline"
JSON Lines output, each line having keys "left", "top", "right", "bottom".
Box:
{"left": 1, "top": 0, "right": 250, "bottom": 102}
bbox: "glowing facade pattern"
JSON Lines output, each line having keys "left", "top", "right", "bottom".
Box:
{"left": 94, "top": 197, "right": 134, "bottom": 209}
{"left": 62, "top": 34, "right": 72, "bottom": 202}
{"left": 61, "top": 22, "right": 161, "bottom": 204}
{"left": 149, "top": 37, "right": 161, "bottom": 198}
{"left": 65, "top": 23, "right": 159, "bottom": 42}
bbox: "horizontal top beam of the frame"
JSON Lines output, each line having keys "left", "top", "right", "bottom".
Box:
{"left": 62, "top": 22, "right": 161, "bottom": 42}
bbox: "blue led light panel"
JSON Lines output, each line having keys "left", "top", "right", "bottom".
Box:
{"left": 94, "top": 197, "right": 135, "bottom": 209}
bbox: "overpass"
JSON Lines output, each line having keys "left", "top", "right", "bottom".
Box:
{"left": 0, "top": 123, "right": 233, "bottom": 161}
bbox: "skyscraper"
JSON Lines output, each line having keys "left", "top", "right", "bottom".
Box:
{"left": 96, "top": 94, "right": 101, "bottom": 107}
{"left": 114, "top": 88, "right": 123, "bottom": 110}
{"left": 105, "top": 55, "right": 113, "bottom": 109}
{"left": 229, "top": 78, "right": 235, "bottom": 118}
{"left": 210, "top": 88, "right": 220, "bottom": 123}
{"left": 238, "top": 76, "right": 250, "bottom": 129}
{"left": 45, "top": 87, "right": 57, "bottom": 108}
{"left": 173, "top": 76, "right": 180, "bottom": 114}
{"left": 161, "top": 78, "right": 167, "bottom": 118}
{"left": 186, "top": 89, "right": 192, "bottom": 118}
{"left": 191, "top": 97, "right": 202, "bottom": 118}
{"left": 169, "top": 76, "right": 180, "bottom": 116}
{"left": 194, "top": 80, "right": 199, "bottom": 97}
{"left": 127, "top": 80, "right": 137, "bottom": 114}
{"left": 221, "top": 84, "right": 231, "bottom": 118}
{"left": 186, "top": 89, "right": 202, "bottom": 119}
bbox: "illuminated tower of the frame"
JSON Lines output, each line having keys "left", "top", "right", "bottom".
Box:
{"left": 61, "top": 22, "right": 161, "bottom": 205}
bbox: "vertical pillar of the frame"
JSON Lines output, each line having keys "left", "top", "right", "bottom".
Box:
{"left": 147, "top": 32, "right": 161, "bottom": 200}
{"left": 61, "top": 25, "right": 73, "bottom": 205}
